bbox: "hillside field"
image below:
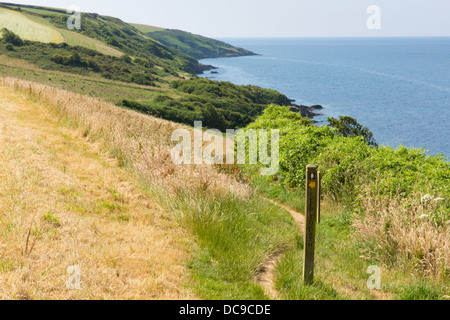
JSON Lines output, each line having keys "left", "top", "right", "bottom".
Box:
{"left": 0, "top": 7, "right": 64, "bottom": 43}
{"left": 0, "top": 2, "right": 448, "bottom": 301}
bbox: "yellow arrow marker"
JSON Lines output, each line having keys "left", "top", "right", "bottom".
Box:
{"left": 309, "top": 182, "right": 316, "bottom": 189}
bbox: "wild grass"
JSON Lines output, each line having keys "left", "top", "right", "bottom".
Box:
{"left": 0, "top": 77, "right": 301, "bottom": 299}
{"left": 250, "top": 167, "right": 449, "bottom": 300}
{"left": 0, "top": 81, "right": 195, "bottom": 299}
{"left": 3, "top": 76, "right": 447, "bottom": 300}
{"left": 354, "top": 189, "right": 450, "bottom": 281}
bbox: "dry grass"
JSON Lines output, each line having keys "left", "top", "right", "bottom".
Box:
{"left": 0, "top": 77, "right": 250, "bottom": 199}
{"left": 353, "top": 189, "right": 450, "bottom": 280}
{"left": 0, "top": 82, "right": 198, "bottom": 299}
{"left": 0, "top": 77, "right": 251, "bottom": 299}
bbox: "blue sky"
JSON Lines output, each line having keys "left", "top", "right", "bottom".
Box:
{"left": 7, "top": 0, "right": 450, "bottom": 38}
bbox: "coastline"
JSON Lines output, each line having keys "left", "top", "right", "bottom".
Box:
{"left": 197, "top": 62, "right": 323, "bottom": 121}
{"left": 195, "top": 52, "right": 259, "bottom": 74}
{"left": 289, "top": 103, "right": 324, "bottom": 121}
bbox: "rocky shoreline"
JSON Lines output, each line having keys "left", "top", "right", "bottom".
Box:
{"left": 196, "top": 65, "right": 324, "bottom": 121}
{"left": 289, "top": 102, "right": 324, "bottom": 121}
{"left": 195, "top": 63, "right": 218, "bottom": 74}
{"left": 195, "top": 52, "right": 259, "bottom": 75}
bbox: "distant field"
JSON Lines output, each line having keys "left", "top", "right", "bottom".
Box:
{"left": 131, "top": 23, "right": 165, "bottom": 33}
{"left": 0, "top": 8, "right": 64, "bottom": 43}
{"left": 0, "top": 8, "right": 122, "bottom": 57}
{"left": 19, "top": 6, "right": 67, "bottom": 17}
{"left": 57, "top": 28, "right": 123, "bottom": 57}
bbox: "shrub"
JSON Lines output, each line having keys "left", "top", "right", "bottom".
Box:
{"left": 130, "top": 72, "right": 153, "bottom": 86}
{"left": 328, "top": 116, "right": 378, "bottom": 146}
{"left": 106, "top": 37, "right": 121, "bottom": 47}
{"left": 314, "top": 136, "right": 372, "bottom": 203}
{"left": 245, "top": 107, "right": 449, "bottom": 280}
{"left": 201, "top": 103, "right": 229, "bottom": 131}
{"left": 1, "top": 28, "right": 23, "bottom": 46}
{"left": 87, "top": 58, "right": 100, "bottom": 70}
{"left": 120, "top": 54, "right": 132, "bottom": 63}
{"left": 50, "top": 54, "right": 64, "bottom": 64}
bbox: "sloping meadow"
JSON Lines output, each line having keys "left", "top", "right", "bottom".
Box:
{"left": 0, "top": 77, "right": 301, "bottom": 299}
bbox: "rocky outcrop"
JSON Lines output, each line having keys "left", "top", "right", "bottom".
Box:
{"left": 290, "top": 104, "right": 324, "bottom": 120}
{"left": 195, "top": 64, "right": 218, "bottom": 74}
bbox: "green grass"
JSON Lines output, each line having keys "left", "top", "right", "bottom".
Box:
{"left": 275, "top": 248, "right": 342, "bottom": 300}
{"left": 148, "top": 29, "right": 255, "bottom": 59}
{"left": 151, "top": 186, "right": 302, "bottom": 299}
{"left": 245, "top": 165, "right": 305, "bottom": 213}
{"left": 57, "top": 28, "right": 123, "bottom": 57}
{"left": 392, "top": 281, "right": 449, "bottom": 300}
{"left": 243, "top": 162, "right": 450, "bottom": 300}
{"left": 0, "top": 58, "right": 167, "bottom": 103}
{"left": 131, "top": 23, "right": 165, "bottom": 33}
{"left": 43, "top": 212, "right": 61, "bottom": 227}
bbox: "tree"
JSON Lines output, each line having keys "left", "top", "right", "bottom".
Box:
{"left": 1, "top": 28, "right": 23, "bottom": 46}
{"left": 327, "top": 116, "right": 378, "bottom": 147}
{"left": 201, "top": 103, "right": 228, "bottom": 131}
{"left": 67, "top": 52, "right": 82, "bottom": 65}
{"left": 51, "top": 54, "right": 64, "bottom": 64}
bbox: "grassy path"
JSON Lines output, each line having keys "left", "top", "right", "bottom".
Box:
{"left": 0, "top": 86, "right": 195, "bottom": 299}
{"left": 257, "top": 198, "right": 305, "bottom": 300}
{"left": 258, "top": 196, "right": 394, "bottom": 300}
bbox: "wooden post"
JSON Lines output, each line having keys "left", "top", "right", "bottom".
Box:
{"left": 303, "top": 165, "right": 319, "bottom": 285}
{"left": 317, "top": 171, "right": 321, "bottom": 224}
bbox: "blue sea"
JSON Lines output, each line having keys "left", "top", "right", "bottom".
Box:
{"left": 199, "top": 38, "right": 450, "bottom": 157}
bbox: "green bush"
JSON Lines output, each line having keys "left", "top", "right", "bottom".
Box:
{"left": 243, "top": 105, "right": 449, "bottom": 209}
{"left": 201, "top": 103, "right": 229, "bottom": 131}
{"left": 328, "top": 116, "right": 378, "bottom": 146}
{"left": 1, "top": 28, "right": 23, "bottom": 46}
{"left": 130, "top": 72, "right": 153, "bottom": 85}
{"left": 314, "top": 136, "right": 373, "bottom": 203}
{"left": 5, "top": 43, "right": 14, "bottom": 51}
{"left": 50, "top": 54, "right": 64, "bottom": 64}
{"left": 120, "top": 54, "right": 132, "bottom": 63}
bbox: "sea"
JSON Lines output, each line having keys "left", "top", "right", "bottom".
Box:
{"left": 199, "top": 37, "right": 450, "bottom": 157}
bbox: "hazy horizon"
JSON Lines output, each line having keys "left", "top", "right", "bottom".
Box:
{"left": 3, "top": 0, "right": 450, "bottom": 38}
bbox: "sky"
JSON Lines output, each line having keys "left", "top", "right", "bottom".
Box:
{"left": 6, "top": 0, "right": 450, "bottom": 38}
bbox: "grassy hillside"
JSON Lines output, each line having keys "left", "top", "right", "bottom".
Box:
{"left": 0, "top": 2, "right": 200, "bottom": 73}
{"left": 130, "top": 23, "right": 164, "bottom": 33}
{"left": 0, "top": 82, "right": 195, "bottom": 299}
{"left": 0, "top": 7, "right": 64, "bottom": 43}
{"left": 0, "top": 5, "right": 122, "bottom": 56}
{"left": 239, "top": 105, "right": 449, "bottom": 298}
{"left": 2, "top": 2, "right": 448, "bottom": 301}
{"left": 0, "top": 2, "right": 287, "bottom": 129}
{"left": 3, "top": 78, "right": 448, "bottom": 300}
{"left": 121, "top": 78, "right": 293, "bottom": 129}
{"left": 135, "top": 26, "right": 256, "bottom": 59}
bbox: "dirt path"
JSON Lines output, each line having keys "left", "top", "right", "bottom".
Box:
{"left": 0, "top": 86, "right": 195, "bottom": 299}
{"left": 265, "top": 198, "right": 305, "bottom": 231}
{"left": 258, "top": 198, "right": 392, "bottom": 301}
{"left": 258, "top": 198, "right": 305, "bottom": 300}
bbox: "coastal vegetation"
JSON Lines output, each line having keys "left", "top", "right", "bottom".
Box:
{"left": 139, "top": 28, "right": 256, "bottom": 59}
{"left": 241, "top": 105, "right": 449, "bottom": 297}
{"left": 121, "top": 78, "right": 293, "bottom": 129}
{"left": 0, "top": 2, "right": 448, "bottom": 300}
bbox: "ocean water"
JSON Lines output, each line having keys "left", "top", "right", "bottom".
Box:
{"left": 199, "top": 38, "right": 450, "bottom": 156}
